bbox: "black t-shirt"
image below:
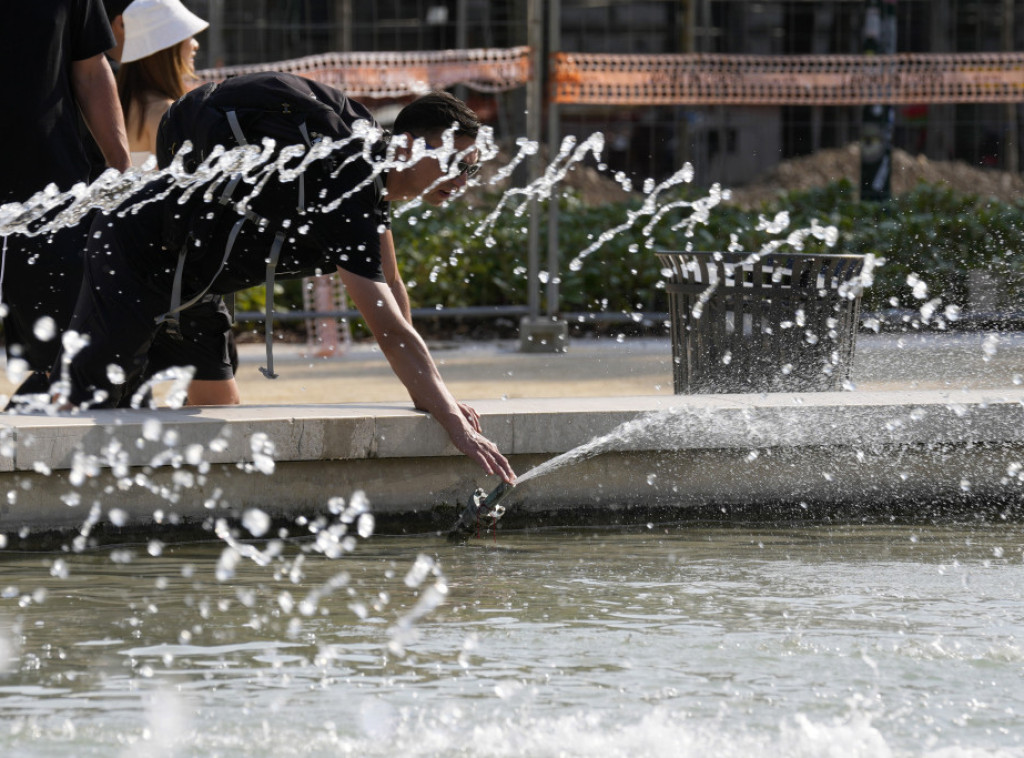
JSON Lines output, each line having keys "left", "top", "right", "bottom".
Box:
{"left": 123, "top": 154, "right": 390, "bottom": 304}
{"left": 150, "top": 71, "right": 392, "bottom": 291}
{"left": 0, "top": 0, "right": 115, "bottom": 203}
{"left": 204, "top": 158, "right": 391, "bottom": 293}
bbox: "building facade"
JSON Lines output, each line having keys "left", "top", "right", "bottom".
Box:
{"left": 186, "top": 1, "right": 1023, "bottom": 187}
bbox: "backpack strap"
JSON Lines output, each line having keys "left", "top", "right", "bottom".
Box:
{"left": 258, "top": 231, "right": 286, "bottom": 379}
{"left": 297, "top": 121, "right": 312, "bottom": 211}
{"left": 155, "top": 209, "right": 261, "bottom": 333}
{"left": 156, "top": 108, "right": 313, "bottom": 379}
{"left": 225, "top": 109, "right": 247, "bottom": 146}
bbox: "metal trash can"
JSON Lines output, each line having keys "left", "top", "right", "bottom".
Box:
{"left": 657, "top": 252, "right": 865, "bottom": 393}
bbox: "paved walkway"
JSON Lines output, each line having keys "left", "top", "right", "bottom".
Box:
{"left": 226, "top": 330, "right": 1023, "bottom": 406}
{"left": 2, "top": 330, "right": 1021, "bottom": 406}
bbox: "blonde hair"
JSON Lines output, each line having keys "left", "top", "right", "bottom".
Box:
{"left": 117, "top": 43, "right": 194, "bottom": 140}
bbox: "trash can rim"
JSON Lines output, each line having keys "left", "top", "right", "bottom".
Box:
{"left": 655, "top": 250, "right": 865, "bottom": 261}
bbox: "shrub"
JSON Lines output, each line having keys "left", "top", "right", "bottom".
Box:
{"left": 235, "top": 179, "right": 1024, "bottom": 330}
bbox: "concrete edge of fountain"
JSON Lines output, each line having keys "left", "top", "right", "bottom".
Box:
{"left": 2, "top": 388, "right": 1024, "bottom": 540}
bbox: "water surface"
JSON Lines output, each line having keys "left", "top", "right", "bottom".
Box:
{"left": 2, "top": 524, "right": 1023, "bottom": 756}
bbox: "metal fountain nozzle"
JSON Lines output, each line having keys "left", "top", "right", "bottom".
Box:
{"left": 447, "top": 480, "right": 515, "bottom": 543}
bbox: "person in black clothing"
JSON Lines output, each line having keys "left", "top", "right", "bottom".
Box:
{"left": 45, "top": 75, "right": 515, "bottom": 483}
{"left": 0, "top": 0, "right": 130, "bottom": 390}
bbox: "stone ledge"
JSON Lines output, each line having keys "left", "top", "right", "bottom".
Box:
{"left": 3, "top": 390, "right": 1024, "bottom": 469}
{"left": 1, "top": 389, "right": 1022, "bottom": 536}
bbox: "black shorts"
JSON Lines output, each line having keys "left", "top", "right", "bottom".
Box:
{"left": 54, "top": 195, "right": 239, "bottom": 407}
{"left": 144, "top": 296, "right": 238, "bottom": 382}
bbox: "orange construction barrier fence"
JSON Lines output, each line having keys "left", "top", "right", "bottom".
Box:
{"left": 198, "top": 47, "right": 532, "bottom": 99}
{"left": 551, "top": 52, "right": 1024, "bottom": 106}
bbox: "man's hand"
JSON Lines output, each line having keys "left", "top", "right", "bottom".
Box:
{"left": 339, "top": 268, "right": 516, "bottom": 483}
{"left": 448, "top": 424, "right": 517, "bottom": 484}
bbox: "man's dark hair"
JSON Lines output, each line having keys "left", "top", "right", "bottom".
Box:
{"left": 392, "top": 91, "right": 480, "bottom": 141}
{"left": 103, "top": 0, "right": 133, "bottom": 21}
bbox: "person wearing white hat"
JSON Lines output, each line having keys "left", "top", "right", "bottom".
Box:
{"left": 117, "top": 0, "right": 209, "bottom": 168}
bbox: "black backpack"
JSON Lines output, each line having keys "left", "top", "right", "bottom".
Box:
{"left": 156, "top": 71, "right": 383, "bottom": 246}
{"left": 156, "top": 70, "right": 377, "bottom": 173}
{"left": 153, "top": 71, "right": 386, "bottom": 378}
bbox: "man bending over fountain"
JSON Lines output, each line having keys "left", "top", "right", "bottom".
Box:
{"left": 39, "top": 72, "right": 516, "bottom": 483}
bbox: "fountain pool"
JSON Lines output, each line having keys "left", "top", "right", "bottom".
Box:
{"left": 2, "top": 524, "right": 1024, "bottom": 756}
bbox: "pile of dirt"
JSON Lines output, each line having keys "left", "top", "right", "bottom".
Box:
{"left": 726, "top": 143, "right": 1024, "bottom": 208}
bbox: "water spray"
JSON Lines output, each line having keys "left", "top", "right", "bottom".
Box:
{"left": 447, "top": 480, "right": 515, "bottom": 543}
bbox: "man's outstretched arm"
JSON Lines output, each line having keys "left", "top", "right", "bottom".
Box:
{"left": 380, "top": 230, "right": 413, "bottom": 324}
{"left": 376, "top": 228, "right": 482, "bottom": 429}
{"left": 337, "top": 266, "right": 516, "bottom": 483}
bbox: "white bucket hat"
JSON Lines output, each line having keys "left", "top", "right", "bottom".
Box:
{"left": 121, "top": 0, "right": 209, "bottom": 63}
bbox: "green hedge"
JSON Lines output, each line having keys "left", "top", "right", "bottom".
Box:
{"left": 237, "top": 179, "right": 1024, "bottom": 322}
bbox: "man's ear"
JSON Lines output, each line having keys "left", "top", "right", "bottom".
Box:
{"left": 393, "top": 132, "right": 415, "bottom": 160}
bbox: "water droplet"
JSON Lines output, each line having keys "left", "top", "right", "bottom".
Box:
{"left": 243, "top": 508, "right": 271, "bottom": 538}
{"left": 32, "top": 316, "right": 56, "bottom": 342}
{"left": 142, "top": 419, "right": 162, "bottom": 442}
{"left": 50, "top": 559, "right": 69, "bottom": 579}
{"left": 106, "top": 364, "right": 126, "bottom": 385}
{"left": 6, "top": 358, "right": 29, "bottom": 384}
{"left": 61, "top": 329, "right": 89, "bottom": 357}
{"left": 982, "top": 335, "right": 999, "bottom": 362}
{"left": 907, "top": 273, "right": 929, "bottom": 300}
{"left": 357, "top": 512, "right": 375, "bottom": 538}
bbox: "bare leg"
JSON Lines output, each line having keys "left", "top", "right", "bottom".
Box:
{"left": 186, "top": 378, "right": 240, "bottom": 406}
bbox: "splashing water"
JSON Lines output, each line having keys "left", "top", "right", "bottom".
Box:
{"left": 515, "top": 406, "right": 726, "bottom": 486}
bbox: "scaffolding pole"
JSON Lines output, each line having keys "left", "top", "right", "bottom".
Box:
{"left": 520, "top": 0, "right": 567, "bottom": 352}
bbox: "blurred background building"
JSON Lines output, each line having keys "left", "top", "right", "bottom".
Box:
{"left": 184, "top": 1, "right": 1022, "bottom": 188}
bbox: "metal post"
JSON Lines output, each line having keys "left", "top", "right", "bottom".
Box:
{"left": 335, "top": 0, "right": 352, "bottom": 53}
{"left": 677, "top": 0, "right": 695, "bottom": 168}
{"left": 545, "top": 0, "right": 560, "bottom": 319}
{"left": 860, "top": 0, "right": 896, "bottom": 202}
{"left": 1005, "top": 0, "right": 1019, "bottom": 175}
{"left": 455, "top": 0, "right": 468, "bottom": 101}
{"left": 525, "top": 0, "right": 542, "bottom": 323}
{"left": 207, "top": 0, "right": 225, "bottom": 67}
{"left": 520, "top": 0, "right": 569, "bottom": 352}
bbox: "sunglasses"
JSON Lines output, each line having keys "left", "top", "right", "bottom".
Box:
{"left": 456, "top": 160, "right": 481, "bottom": 178}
